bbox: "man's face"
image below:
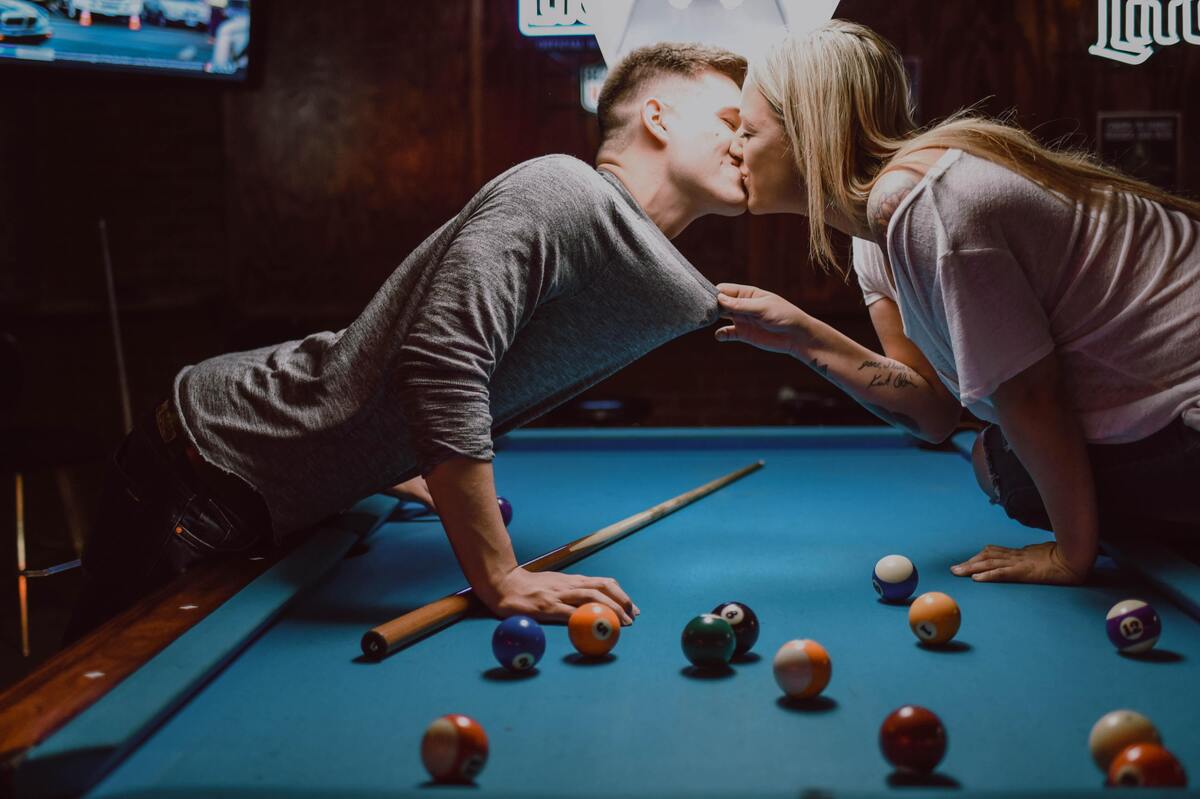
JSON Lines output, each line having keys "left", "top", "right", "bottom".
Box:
{"left": 660, "top": 71, "right": 747, "bottom": 216}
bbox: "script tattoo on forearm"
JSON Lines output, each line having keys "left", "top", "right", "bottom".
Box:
{"left": 863, "top": 402, "right": 923, "bottom": 437}
{"left": 858, "top": 359, "right": 920, "bottom": 390}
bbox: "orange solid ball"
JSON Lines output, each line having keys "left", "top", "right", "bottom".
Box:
{"left": 908, "top": 592, "right": 961, "bottom": 645}
{"left": 1108, "top": 743, "right": 1188, "bottom": 788}
{"left": 568, "top": 603, "right": 621, "bottom": 657}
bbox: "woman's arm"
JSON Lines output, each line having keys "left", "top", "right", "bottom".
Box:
{"left": 950, "top": 352, "right": 1097, "bottom": 583}
{"left": 716, "top": 284, "right": 962, "bottom": 443}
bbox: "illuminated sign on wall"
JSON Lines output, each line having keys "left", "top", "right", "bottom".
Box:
{"left": 519, "top": 0, "right": 594, "bottom": 37}
{"left": 580, "top": 64, "right": 608, "bottom": 113}
{"left": 1090, "top": 0, "right": 1200, "bottom": 65}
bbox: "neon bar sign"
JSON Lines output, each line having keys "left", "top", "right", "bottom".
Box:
{"left": 518, "top": 0, "right": 593, "bottom": 37}
{"left": 1090, "top": 0, "right": 1200, "bottom": 64}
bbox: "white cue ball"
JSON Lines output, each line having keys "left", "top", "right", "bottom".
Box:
{"left": 1088, "top": 709, "right": 1161, "bottom": 772}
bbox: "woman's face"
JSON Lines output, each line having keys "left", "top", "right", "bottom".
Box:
{"left": 731, "top": 82, "right": 806, "bottom": 215}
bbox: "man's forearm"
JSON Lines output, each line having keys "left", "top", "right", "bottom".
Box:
{"left": 424, "top": 457, "right": 518, "bottom": 606}
{"left": 795, "top": 317, "right": 958, "bottom": 442}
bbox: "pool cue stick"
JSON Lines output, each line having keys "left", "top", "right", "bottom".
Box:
{"left": 99, "top": 218, "right": 133, "bottom": 434}
{"left": 361, "top": 460, "right": 764, "bottom": 660}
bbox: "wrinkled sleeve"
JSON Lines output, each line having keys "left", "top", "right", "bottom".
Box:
{"left": 939, "top": 247, "right": 1055, "bottom": 403}
{"left": 851, "top": 237, "right": 891, "bottom": 307}
{"left": 396, "top": 183, "right": 562, "bottom": 471}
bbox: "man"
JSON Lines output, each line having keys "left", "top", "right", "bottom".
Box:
{"left": 68, "top": 43, "right": 747, "bottom": 640}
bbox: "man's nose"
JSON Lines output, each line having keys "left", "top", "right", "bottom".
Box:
{"left": 729, "top": 133, "right": 744, "bottom": 161}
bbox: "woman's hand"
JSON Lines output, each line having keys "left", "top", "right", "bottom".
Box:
{"left": 951, "top": 541, "right": 1086, "bottom": 585}
{"left": 715, "top": 282, "right": 813, "bottom": 356}
{"left": 486, "top": 567, "right": 640, "bottom": 626}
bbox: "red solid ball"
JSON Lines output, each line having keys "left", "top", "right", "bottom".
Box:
{"left": 1108, "top": 743, "right": 1188, "bottom": 788}
{"left": 880, "top": 705, "right": 947, "bottom": 774}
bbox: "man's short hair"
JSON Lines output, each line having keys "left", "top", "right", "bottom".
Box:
{"left": 597, "top": 43, "right": 748, "bottom": 148}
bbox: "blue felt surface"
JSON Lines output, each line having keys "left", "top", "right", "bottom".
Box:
{"left": 44, "top": 430, "right": 1200, "bottom": 797}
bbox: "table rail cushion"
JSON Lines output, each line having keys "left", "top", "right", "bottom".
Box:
{"left": 8, "top": 494, "right": 398, "bottom": 799}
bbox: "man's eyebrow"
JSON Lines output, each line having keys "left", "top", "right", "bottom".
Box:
{"left": 717, "top": 105, "right": 741, "bottom": 117}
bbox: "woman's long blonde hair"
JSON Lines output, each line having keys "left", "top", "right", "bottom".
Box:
{"left": 752, "top": 20, "right": 1200, "bottom": 273}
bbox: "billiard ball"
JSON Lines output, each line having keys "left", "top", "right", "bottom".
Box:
{"left": 1106, "top": 599, "right": 1161, "bottom": 654}
{"left": 491, "top": 615, "right": 545, "bottom": 672}
{"left": 497, "top": 496, "right": 513, "bottom": 527}
{"left": 879, "top": 705, "right": 947, "bottom": 773}
{"left": 711, "top": 601, "right": 759, "bottom": 657}
{"left": 1107, "top": 743, "right": 1188, "bottom": 787}
{"left": 421, "top": 714, "right": 489, "bottom": 783}
{"left": 680, "top": 614, "right": 736, "bottom": 669}
{"left": 772, "top": 639, "right": 831, "bottom": 699}
{"left": 908, "top": 592, "right": 961, "bottom": 645}
{"left": 568, "top": 603, "right": 621, "bottom": 657}
{"left": 1088, "top": 709, "right": 1161, "bottom": 772}
{"left": 873, "top": 554, "right": 919, "bottom": 602}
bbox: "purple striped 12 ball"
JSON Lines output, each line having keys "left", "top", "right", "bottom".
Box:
{"left": 873, "top": 554, "right": 919, "bottom": 602}
{"left": 1106, "top": 599, "right": 1161, "bottom": 654}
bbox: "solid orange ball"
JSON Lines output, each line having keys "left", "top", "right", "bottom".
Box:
{"left": 568, "top": 603, "right": 621, "bottom": 657}
{"left": 908, "top": 592, "right": 961, "bottom": 645}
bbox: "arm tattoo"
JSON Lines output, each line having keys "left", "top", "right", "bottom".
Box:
{"left": 867, "top": 170, "right": 920, "bottom": 242}
{"left": 859, "top": 359, "right": 921, "bottom": 390}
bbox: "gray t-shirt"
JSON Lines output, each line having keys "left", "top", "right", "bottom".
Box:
{"left": 174, "top": 155, "right": 718, "bottom": 538}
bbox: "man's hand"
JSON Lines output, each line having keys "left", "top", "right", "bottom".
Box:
{"left": 487, "top": 567, "right": 640, "bottom": 626}
{"left": 714, "top": 283, "right": 813, "bottom": 357}
{"left": 385, "top": 475, "right": 436, "bottom": 509}
{"left": 951, "top": 541, "right": 1086, "bottom": 585}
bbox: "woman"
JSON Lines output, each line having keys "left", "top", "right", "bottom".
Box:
{"left": 719, "top": 20, "right": 1200, "bottom": 585}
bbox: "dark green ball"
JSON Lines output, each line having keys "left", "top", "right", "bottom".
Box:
{"left": 681, "top": 614, "right": 736, "bottom": 668}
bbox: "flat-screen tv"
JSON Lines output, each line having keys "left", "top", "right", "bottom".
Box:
{"left": 0, "top": 0, "right": 253, "bottom": 81}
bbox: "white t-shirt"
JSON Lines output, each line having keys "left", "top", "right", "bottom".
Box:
{"left": 853, "top": 148, "right": 1200, "bottom": 444}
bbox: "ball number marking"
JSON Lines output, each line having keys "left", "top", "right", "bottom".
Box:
{"left": 511, "top": 653, "right": 535, "bottom": 671}
{"left": 872, "top": 578, "right": 883, "bottom": 596}
{"left": 462, "top": 755, "right": 486, "bottom": 780}
{"left": 916, "top": 622, "right": 938, "bottom": 641}
{"left": 1119, "top": 618, "right": 1144, "bottom": 641}
{"left": 592, "top": 619, "right": 613, "bottom": 640}
{"left": 719, "top": 604, "right": 745, "bottom": 625}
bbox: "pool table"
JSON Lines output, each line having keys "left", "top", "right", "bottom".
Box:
{"left": 5, "top": 427, "right": 1200, "bottom": 798}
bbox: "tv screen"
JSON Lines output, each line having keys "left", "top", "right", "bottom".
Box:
{"left": 0, "top": 0, "right": 253, "bottom": 80}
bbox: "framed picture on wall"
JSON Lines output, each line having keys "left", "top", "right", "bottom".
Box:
{"left": 1097, "top": 112, "right": 1182, "bottom": 191}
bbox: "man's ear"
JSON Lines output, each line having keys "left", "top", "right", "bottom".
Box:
{"left": 640, "top": 97, "right": 669, "bottom": 145}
